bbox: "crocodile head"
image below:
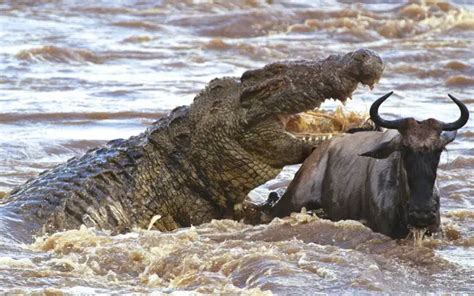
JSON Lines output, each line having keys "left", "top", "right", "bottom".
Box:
{"left": 237, "top": 48, "right": 384, "bottom": 167}
{"left": 188, "top": 49, "right": 384, "bottom": 205}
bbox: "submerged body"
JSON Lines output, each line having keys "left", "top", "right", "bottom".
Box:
{"left": 267, "top": 93, "right": 469, "bottom": 239}
{"left": 0, "top": 49, "right": 384, "bottom": 242}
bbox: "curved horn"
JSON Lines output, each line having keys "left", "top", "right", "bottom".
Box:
{"left": 440, "top": 94, "right": 469, "bottom": 131}
{"left": 370, "top": 91, "right": 405, "bottom": 130}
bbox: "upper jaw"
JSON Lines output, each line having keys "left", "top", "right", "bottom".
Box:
{"left": 359, "top": 58, "right": 385, "bottom": 90}
{"left": 360, "top": 76, "right": 381, "bottom": 90}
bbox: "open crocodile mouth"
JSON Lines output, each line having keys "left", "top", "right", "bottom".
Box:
{"left": 278, "top": 104, "right": 370, "bottom": 144}
{"left": 277, "top": 77, "right": 380, "bottom": 144}
{"left": 278, "top": 113, "right": 337, "bottom": 145}
{"left": 269, "top": 68, "right": 382, "bottom": 145}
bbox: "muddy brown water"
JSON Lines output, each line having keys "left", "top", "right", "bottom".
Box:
{"left": 0, "top": 0, "right": 473, "bottom": 294}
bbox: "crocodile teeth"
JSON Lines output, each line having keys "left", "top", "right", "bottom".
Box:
{"left": 298, "top": 133, "right": 334, "bottom": 143}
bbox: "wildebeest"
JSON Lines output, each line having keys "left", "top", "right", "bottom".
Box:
{"left": 266, "top": 92, "right": 469, "bottom": 239}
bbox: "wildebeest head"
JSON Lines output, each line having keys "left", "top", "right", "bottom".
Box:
{"left": 361, "top": 91, "right": 469, "bottom": 230}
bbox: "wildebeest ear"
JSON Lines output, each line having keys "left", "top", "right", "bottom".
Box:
{"left": 440, "top": 130, "right": 457, "bottom": 146}
{"left": 359, "top": 137, "right": 400, "bottom": 159}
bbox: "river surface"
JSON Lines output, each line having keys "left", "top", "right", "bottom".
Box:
{"left": 0, "top": 0, "right": 473, "bottom": 294}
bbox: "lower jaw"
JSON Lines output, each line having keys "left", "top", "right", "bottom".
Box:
{"left": 294, "top": 133, "right": 335, "bottom": 144}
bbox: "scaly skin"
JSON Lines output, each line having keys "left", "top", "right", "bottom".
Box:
{"left": 0, "top": 49, "right": 384, "bottom": 242}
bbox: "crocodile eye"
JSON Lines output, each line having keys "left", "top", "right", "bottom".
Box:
{"left": 353, "top": 51, "right": 368, "bottom": 62}
{"left": 359, "top": 51, "right": 368, "bottom": 60}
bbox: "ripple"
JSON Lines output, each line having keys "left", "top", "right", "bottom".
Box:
{"left": 0, "top": 112, "right": 165, "bottom": 124}
{"left": 16, "top": 46, "right": 102, "bottom": 64}
{"left": 445, "top": 75, "right": 474, "bottom": 86}
{"left": 111, "top": 21, "right": 162, "bottom": 30}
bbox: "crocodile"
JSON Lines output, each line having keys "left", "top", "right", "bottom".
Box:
{"left": 0, "top": 49, "right": 384, "bottom": 242}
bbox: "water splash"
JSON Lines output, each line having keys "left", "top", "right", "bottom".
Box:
{"left": 410, "top": 228, "right": 427, "bottom": 248}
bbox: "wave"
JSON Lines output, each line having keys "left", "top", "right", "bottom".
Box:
{"left": 440, "top": 155, "right": 474, "bottom": 170}
{"left": 3, "top": 212, "right": 461, "bottom": 293}
{"left": 445, "top": 61, "right": 470, "bottom": 71}
{"left": 446, "top": 209, "right": 474, "bottom": 220}
{"left": 0, "top": 111, "right": 165, "bottom": 124}
{"left": 445, "top": 75, "right": 474, "bottom": 86}
{"left": 459, "top": 130, "right": 474, "bottom": 138}
{"left": 122, "top": 35, "right": 153, "bottom": 43}
{"left": 112, "top": 21, "right": 162, "bottom": 30}
{"left": 16, "top": 45, "right": 168, "bottom": 64}
{"left": 16, "top": 45, "right": 102, "bottom": 64}
{"left": 283, "top": 2, "right": 474, "bottom": 41}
